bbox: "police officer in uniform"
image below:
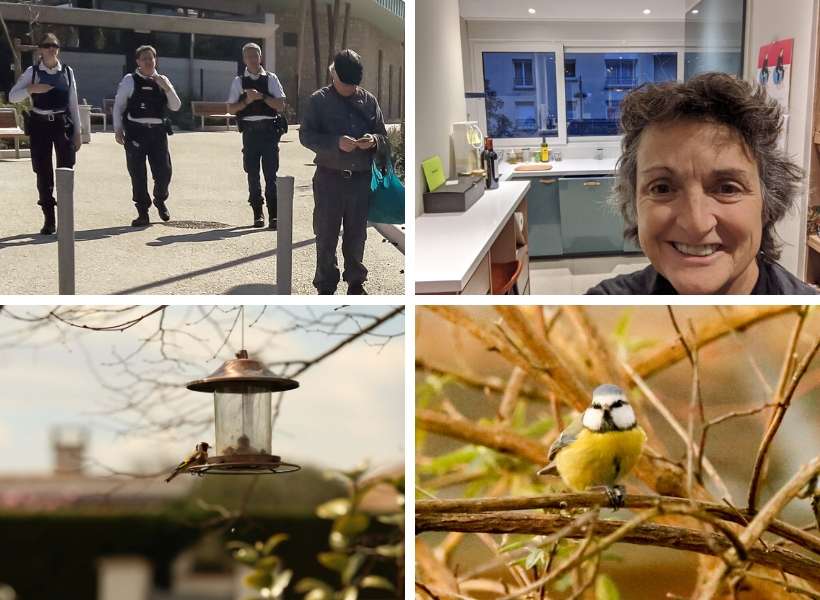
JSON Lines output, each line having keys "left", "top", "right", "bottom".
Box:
{"left": 299, "top": 50, "right": 387, "bottom": 295}
{"left": 113, "top": 45, "right": 181, "bottom": 226}
{"left": 9, "top": 33, "right": 82, "bottom": 235}
{"left": 227, "top": 42, "right": 286, "bottom": 229}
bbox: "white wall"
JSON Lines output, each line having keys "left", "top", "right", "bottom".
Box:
{"left": 744, "top": 0, "right": 819, "bottom": 277}
{"left": 60, "top": 51, "right": 124, "bottom": 107}
{"left": 416, "top": 0, "right": 468, "bottom": 216}
{"left": 97, "top": 556, "right": 152, "bottom": 600}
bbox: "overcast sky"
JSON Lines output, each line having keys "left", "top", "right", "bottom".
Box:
{"left": 0, "top": 305, "right": 405, "bottom": 476}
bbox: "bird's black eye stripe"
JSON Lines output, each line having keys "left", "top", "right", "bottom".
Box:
{"left": 611, "top": 400, "right": 624, "bottom": 408}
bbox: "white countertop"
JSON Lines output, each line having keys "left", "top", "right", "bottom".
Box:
{"left": 502, "top": 157, "right": 618, "bottom": 179}
{"left": 416, "top": 180, "right": 531, "bottom": 294}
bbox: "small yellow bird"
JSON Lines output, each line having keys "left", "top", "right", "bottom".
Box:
{"left": 537, "top": 384, "right": 646, "bottom": 509}
{"left": 165, "top": 442, "right": 210, "bottom": 482}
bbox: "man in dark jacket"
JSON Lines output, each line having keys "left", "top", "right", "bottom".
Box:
{"left": 299, "top": 49, "right": 387, "bottom": 295}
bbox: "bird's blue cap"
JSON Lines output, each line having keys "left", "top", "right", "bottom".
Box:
{"left": 593, "top": 383, "right": 624, "bottom": 396}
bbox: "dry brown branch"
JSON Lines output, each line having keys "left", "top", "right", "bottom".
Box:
{"left": 563, "top": 306, "right": 625, "bottom": 387}
{"left": 497, "top": 510, "right": 601, "bottom": 600}
{"left": 697, "top": 456, "right": 820, "bottom": 598}
{"left": 415, "top": 494, "right": 820, "bottom": 555}
{"left": 416, "top": 408, "right": 546, "bottom": 465}
{"left": 632, "top": 306, "right": 798, "bottom": 379}
{"left": 498, "top": 367, "right": 527, "bottom": 423}
{"left": 416, "top": 358, "right": 549, "bottom": 403}
{"left": 748, "top": 330, "right": 820, "bottom": 512}
{"left": 494, "top": 306, "right": 591, "bottom": 410}
{"left": 416, "top": 538, "right": 459, "bottom": 600}
{"left": 416, "top": 511, "right": 820, "bottom": 584}
{"left": 622, "top": 360, "right": 732, "bottom": 502}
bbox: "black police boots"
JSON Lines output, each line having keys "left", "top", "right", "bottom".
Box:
{"left": 267, "top": 207, "right": 277, "bottom": 231}
{"left": 252, "top": 204, "right": 264, "bottom": 228}
{"left": 39, "top": 206, "right": 56, "bottom": 235}
{"left": 131, "top": 208, "right": 150, "bottom": 227}
{"left": 154, "top": 200, "right": 171, "bottom": 222}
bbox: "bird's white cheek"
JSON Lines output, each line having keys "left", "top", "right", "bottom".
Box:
{"left": 612, "top": 406, "right": 636, "bottom": 430}
{"left": 582, "top": 409, "right": 603, "bottom": 431}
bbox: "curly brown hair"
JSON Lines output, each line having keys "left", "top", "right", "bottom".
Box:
{"left": 613, "top": 72, "right": 803, "bottom": 261}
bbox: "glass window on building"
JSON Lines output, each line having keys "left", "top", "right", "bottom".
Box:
{"left": 195, "top": 35, "right": 262, "bottom": 62}
{"left": 99, "top": 0, "right": 149, "bottom": 13}
{"left": 564, "top": 51, "right": 677, "bottom": 136}
{"left": 150, "top": 31, "right": 191, "bottom": 58}
{"left": 283, "top": 32, "right": 298, "bottom": 48}
{"left": 482, "top": 51, "right": 558, "bottom": 140}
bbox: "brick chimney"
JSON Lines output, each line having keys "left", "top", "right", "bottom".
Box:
{"left": 51, "top": 426, "right": 89, "bottom": 476}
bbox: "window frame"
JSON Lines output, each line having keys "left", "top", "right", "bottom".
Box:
{"left": 563, "top": 45, "right": 684, "bottom": 143}
{"left": 471, "top": 41, "right": 567, "bottom": 147}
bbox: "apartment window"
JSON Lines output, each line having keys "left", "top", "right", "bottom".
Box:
{"left": 564, "top": 52, "right": 677, "bottom": 136}
{"left": 514, "top": 102, "right": 537, "bottom": 132}
{"left": 283, "top": 32, "right": 298, "bottom": 48}
{"left": 604, "top": 58, "right": 637, "bottom": 88}
{"left": 482, "top": 51, "right": 558, "bottom": 139}
{"left": 195, "top": 35, "right": 262, "bottom": 61}
{"left": 564, "top": 59, "right": 576, "bottom": 79}
{"left": 512, "top": 59, "right": 534, "bottom": 89}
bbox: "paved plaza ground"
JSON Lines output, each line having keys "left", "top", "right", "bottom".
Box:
{"left": 0, "top": 127, "right": 404, "bottom": 295}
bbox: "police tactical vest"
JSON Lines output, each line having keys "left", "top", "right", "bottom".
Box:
{"left": 237, "top": 73, "right": 277, "bottom": 119}
{"left": 126, "top": 71, "right": 167, "bottom": 119}
{"left": 32, "top": 62, "right": 71, "bottom": 112}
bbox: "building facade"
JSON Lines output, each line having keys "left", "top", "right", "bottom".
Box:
{"left": 0, "top": 0, "right": 404, "bottom": 122}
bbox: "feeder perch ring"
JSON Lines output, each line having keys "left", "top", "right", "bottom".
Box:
{"left": 187, "top": 453, "right": 301, "bottom": 476}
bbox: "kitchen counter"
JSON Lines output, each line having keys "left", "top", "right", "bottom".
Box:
{"left": 501, "top": 157, "right": 618, "bottom": 180}
{"left": 416, "top": 180, "right": 531, "bottom": 294}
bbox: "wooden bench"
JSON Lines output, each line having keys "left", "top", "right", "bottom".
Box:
{"left": 191, "top": 101, "right": 234, "bottom": 130}
{"left": 0, "top": 108, "right": 26, "bottom": 159}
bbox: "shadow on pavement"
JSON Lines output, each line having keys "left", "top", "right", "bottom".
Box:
{"left": 114, "top": 236, "right": 316, "bottom": 294}
{"left": 146, "top": 225, "right": 270, "bottom": 246}
{"left": 0, "top": 225, "right": 137, "bottom": 249}
{"left": 226, "top": 283, "right": 278, "bottom": 294}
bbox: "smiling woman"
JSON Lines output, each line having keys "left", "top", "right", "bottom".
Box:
{"left": 587, "top": 72, "right": 816, "bottom": 295}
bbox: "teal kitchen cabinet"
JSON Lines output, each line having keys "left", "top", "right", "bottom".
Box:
{"left": 558, "top": 176, "right": 624, "bottom": 254}
{"left": 526, "top": 177, "right": 563, "bottom": 257}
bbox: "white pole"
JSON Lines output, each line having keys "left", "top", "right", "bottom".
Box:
{"left": 276, "top": 175, "right": 294, "bottom": 295}
{"left": 56, "top": 167, "right": 75, "bottom": 295}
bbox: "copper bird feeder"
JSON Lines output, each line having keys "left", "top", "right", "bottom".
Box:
{"left": 186, "top": 350, "right": 301, "bottom": 475}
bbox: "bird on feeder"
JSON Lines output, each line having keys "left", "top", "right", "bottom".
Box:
{"left": 165, "top": 442, "right": 211, "bottom": 482}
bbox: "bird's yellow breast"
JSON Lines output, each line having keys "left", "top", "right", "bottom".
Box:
{"left": 554, "top": 427, "right": 646, "bottom": 491}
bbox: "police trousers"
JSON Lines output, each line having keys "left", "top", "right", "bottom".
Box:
{"left": 29, "top": 113, "right": 76, "bottom": 209}
{"left": 124, "top": 122, "right": 172, "bottom": 210}
{"left": 241, "top": 120, "right": 279, "bottom": 215}
{"left": 312, "top": 166, "right": 370, "bottom": 293}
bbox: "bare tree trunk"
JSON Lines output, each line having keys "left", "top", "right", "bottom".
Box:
{"left": 341, "top": 2, "right": 351, "bottom": 50}
{"left": 326, "top": 0, "right": 340, "bottom": 82}
{"left": 377, "top": 49, "right": 383, "bottom": 103}
{"left": 0, "top": 10, "right": 21, "bottom": 80}
{"left": 310, "top": 0, "right": 321, "bottom": 89}
{"left": 295, "top": 0, "right": 309, "bottom": 119}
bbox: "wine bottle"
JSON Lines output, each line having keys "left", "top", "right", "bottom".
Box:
{"left": 482, "top": 137, "right": 499, "bottom": 190}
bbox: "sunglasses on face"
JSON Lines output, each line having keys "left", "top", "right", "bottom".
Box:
{"left": 39, "top": 43, "right": 59, "bottom": 49}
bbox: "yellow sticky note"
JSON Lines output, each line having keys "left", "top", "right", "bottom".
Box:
{"left": 422, "top": 155, "right": 446, "bottom": 192}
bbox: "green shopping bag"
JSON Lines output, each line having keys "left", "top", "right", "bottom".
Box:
{"left": 368, "top": 158, "right": 405, "bottom": 225}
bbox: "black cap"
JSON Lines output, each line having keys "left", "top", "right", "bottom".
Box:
{"left": 333, "top": 49, "right": 363, "bottom": 85}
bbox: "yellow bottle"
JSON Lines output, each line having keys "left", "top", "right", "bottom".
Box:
{"left": 540, "top": 136, "right": 550, "bottom": 162}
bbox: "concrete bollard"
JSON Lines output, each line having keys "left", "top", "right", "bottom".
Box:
{"left": 276, "top": 175, "right": 294, "bottom": 295}
{"left": 78, "top": 104, "right": 91, "bottom": 143}
{"left": 56, "top": 167, "right": 75, "bottom": 295}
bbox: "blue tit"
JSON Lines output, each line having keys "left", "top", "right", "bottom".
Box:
{"left": 165, "top": 442, "right": 210, "bottom": 482}
{"left": 537, "top": 384, "right": 646, "bottom": 509}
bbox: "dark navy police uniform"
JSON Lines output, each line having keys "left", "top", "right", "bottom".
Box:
{"left": 228, "top": 67, "right": 286, "bottom": 226}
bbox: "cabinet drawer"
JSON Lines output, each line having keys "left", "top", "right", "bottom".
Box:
{"left": 558, "top": 176, "right": 622, "bottom": 254}
{"left": 526, "top": 177, "right": 563, "bottom": 257}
